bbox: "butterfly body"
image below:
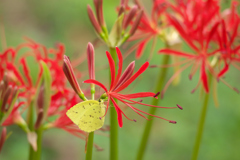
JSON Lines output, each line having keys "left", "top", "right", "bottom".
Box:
{"left": 66, "top": 100, "right": 106, "bottom": 133}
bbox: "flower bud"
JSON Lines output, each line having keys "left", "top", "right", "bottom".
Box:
{"left": 87, "top": 5, "right": 102, "bottom": 34}
{"left": 87, "top": 43, "right": 95, "bottom": 80}
{"left": 129, "top": 10, "right": 143, "bottom": 36}
{"left": 93, "top": 0, "right": 105, "bottom": 27}
{"left": 63, "top": 55, "right": 87, "bottom": 101}
{"left": 123, "top": 5, "right": 138, "bottom": 30}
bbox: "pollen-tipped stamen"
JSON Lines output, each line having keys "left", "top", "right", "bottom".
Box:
{"left": 176, "top": 104, "right": 183, "bottom": 110}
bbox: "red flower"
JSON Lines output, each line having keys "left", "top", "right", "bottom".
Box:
{"left": 157, "top": 0, "right": 224, "bottom": 96}
{"left": 157, "top": 0, "right": 240, "bottom": 96}
{"left": 84, "top": 47, "right": 180, "bottom": 127}
{"left": 126, "top": 0, "right": 170, "bottom": 59}
{"left": 0, "top": 39, "right": 87, "bottom": 137}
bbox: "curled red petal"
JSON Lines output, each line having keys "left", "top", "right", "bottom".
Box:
{"left": 83, "top": 79, "right": 108, "bottom": 92}
{"left": 6, "top": 63, "right": 25, "bottom": 85}
{"left": 218, "top": 63, "right": 229, "bottom": 78}
{"left": 201, "top": 61, "right": 209, "bottom": 93}
{"left": 20, "top": 58, "right": 32, "bottom": 87}
{"left": 111, "top": 97, "right": 123, "bottom": 128}
{"left": 136, "top": 40, "right": 147, "bottom": 59}
{"left": 159, "top": 49, "right": 196, "bottom": 58}
{"left": 106, "top": 51, "right": 116, "bottom": 90}
{"left": 112, "top": 47, "right": 123, "bottom": 88}
{"left": 123, "top": 92, "right": 156, "bottom": 99}
{"left": 166, "top": 15, "right": 199, "bottom": 52}
{"left": 206, "top": 22, "right": 219, "bottom": 50}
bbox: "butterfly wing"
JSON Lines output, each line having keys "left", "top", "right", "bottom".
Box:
{"left": 78, "top": 102, "right": 106, "bottom": 133}
{"left": 66, "top": 100, "right": 99, "bottom": 125}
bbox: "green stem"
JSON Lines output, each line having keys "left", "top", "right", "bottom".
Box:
{"left": 31, "top": 127, "right": 44, "bottom": 160}
{"left": 85, "top": 132, "right": 94, "bottom": 160}
{"left": 136, "top": 55, "right": 170, "bottom": 160}
{"left": 191, "top": 75, "right": 212, "bottom": 160}
{"left": 109, "top": 47, "right": 118, "bottom": 160}
{"left": 27, "top": 101, "right": 34, "bottom": 160}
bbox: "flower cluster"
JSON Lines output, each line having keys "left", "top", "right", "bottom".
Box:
{"left": 87, "top": 0, "right": 143, "bottom": 48}
{"left": 84, "top": 47, "right": 181, "bottom": 127}
{"left": 148, "top": 0, "right": 240, "bottom": 95}
{"left": 0, "top": 38, "right": 88, "bottom": 146}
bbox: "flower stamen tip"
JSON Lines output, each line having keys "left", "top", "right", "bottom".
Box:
{"left": 133, "top": 119, "right": 137, "bottom": 122}
{"left": 233, "top": 87, "right": 239, "bottom": 94}
{"left": 189, "top": 75, "right": 192, "bottom": 80}
{"left": 150, "top": 65, "right": 157, "bottom": 68}
{"left": 177, "top": 104, "right": 183, "bottom": 110}
{"left": 153, "top": 92, "right": 160, "bottom": 98}
{"left": 169, "top": 120, "right": 177, "bottom": 124}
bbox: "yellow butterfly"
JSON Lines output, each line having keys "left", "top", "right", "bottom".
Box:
{"left": 66, "top": 100, "right": 106, "bottom": 133}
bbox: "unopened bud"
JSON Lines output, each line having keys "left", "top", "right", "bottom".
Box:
{"left": 1, "top": 86, "right": 12, "bottom": 112}
{"left": 93, "top": 0, "right": 105, "bottom": 27}
{"left": 118, "top": 5, "right": 125, "bottom": 17}
{"left": 35, "top": 109, "right": 44, "bottom": 129}
{"left": 37, "top": 84, "right": 44, "bottom": 110}
{"left": 87, "top": 5, "right": 102, "bottom": 34}
{"left": 129, "top": 10, "right": 143, "bottom": 36}
{"left": 87, "top": 43, "right": 95, "bottom": 80}
{"left": 123, "top": 5, "right": 138, "bottom": 30}
{"left": 63, "top": 55, "right": 84, "bottom": 96}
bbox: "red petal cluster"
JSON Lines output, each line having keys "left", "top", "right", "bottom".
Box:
{"left": 0, "top": 38, "right": 85, "bottom": 137}
{"left": 157, "top": 0, "right": 240, "bottom": 95}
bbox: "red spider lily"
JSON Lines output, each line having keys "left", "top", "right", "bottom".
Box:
{"left": 84, "top": 47, "right": 180, "bottom": 127}
{"left": 157, "top": 0, "right": 240, "bottom": 96}
{"left": 157, "top": 0, "right": 226, "bottom": 96}
{"left": 0, "top": 39, "right": 88, "bottom": 137}
{"left": 125, "top": 0, "right": 170, "bottom": 59}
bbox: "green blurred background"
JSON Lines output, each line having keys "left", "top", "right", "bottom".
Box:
{"left": 0, "top": 0, "right": 240, "bottom": 160}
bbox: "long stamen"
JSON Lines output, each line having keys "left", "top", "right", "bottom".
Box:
{"left": 161, "top": 61, "right": 194, "bottom": 98}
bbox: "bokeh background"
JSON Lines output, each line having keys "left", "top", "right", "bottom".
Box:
{"left": 0, "top": 0, "right": 240, "bottom": 160}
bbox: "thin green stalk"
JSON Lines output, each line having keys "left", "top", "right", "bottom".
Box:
{"left": 85, "top": 132, "right": 94, "bottom": 160}
{"left": 136, "top": 55, "right": 170, "bottom": 160}
{"left": 27, "top": 101, "right": 34, "bottom": 160}
{"left": 86, "top": 87, "right": 95, "bottom": 160}
{"left": 191, "top": 75, "right": 212, "bottom": 160}
{"left": 32, "top": 127, "right": 44, "bottom": 160}
{"left": 109, "top": 47, "right": 118, "bottom": 160}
